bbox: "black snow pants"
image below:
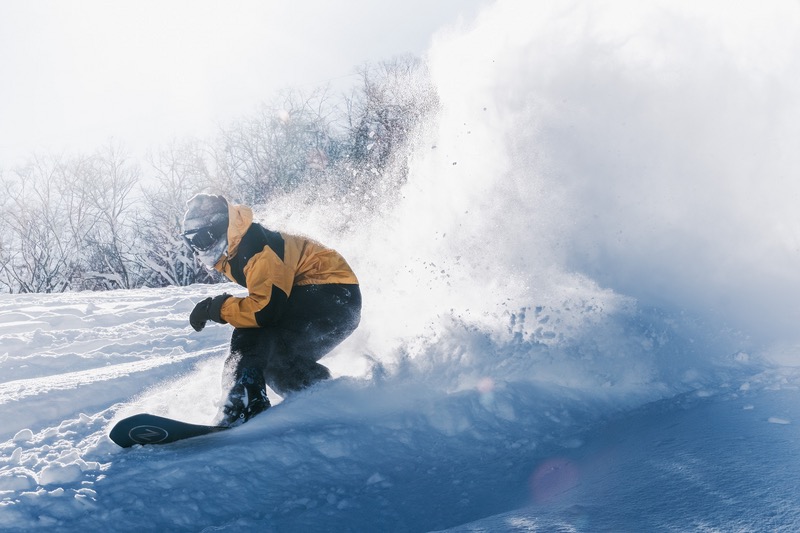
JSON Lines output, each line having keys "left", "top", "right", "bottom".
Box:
{"left": 224, "top": 284, "right": 361, "bottom": 396}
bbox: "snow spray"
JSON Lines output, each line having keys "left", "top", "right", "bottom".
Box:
{"left": 416, "top": 0, "right": 800, "bottom": 349}
{"left": 270, "top": 0, "right": 800, "bottom": 394}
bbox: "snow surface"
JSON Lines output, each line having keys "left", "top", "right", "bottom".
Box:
{"left": 4, "top": 0, "right": 800, "bottom": 531}
{"left": 2, "top": 286, "right": 798, "bottom": 532}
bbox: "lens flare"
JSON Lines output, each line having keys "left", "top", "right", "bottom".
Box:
{"left": 477, "top": 377, "right": 495, "bottom": 407}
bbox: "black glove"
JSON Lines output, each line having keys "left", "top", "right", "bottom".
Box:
{"left": 190, "top": 297, "right": 212, "bottom": 332}
{"left": 190, "top": 293, "right": 231, "bottom": 332}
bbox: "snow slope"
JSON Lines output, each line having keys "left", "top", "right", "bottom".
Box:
{"left": 2, "top": 286, "right": 798, "bottom": 532}
{"left": 3, "top": 0, "right": 800, "bottom": 531}
{"left": 440, "top": 387, "right": 800, "bottom": 532}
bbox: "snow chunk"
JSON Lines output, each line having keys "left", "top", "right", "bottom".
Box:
{"left": 39, "top": 463, "right": 83, "bottom": 486}
{"left": 366, "top": 473, "right": 385, "bottom": 485}
{"left": 0, "top": 470, "right": 37, "bottom": 490}
{"left": 13, "top": 428, "right": 34, "bottom": 442}
{"left": 732, "top": 351, "right": 750, "bottom": 363}
{"left": 9, "top": 447, "right": 23, "bottom": 464}
{"left": 74, "top": 488, "right": 98, "bottom": 508}
{"left": 768, "top": 417, "right": 791, "bottom": 425}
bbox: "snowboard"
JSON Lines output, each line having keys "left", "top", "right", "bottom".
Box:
{"left": 109, "top": 413, "right": 229, "bottom": 448}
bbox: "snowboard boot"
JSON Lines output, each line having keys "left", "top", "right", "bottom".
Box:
{"left": 219, "top": 367, "right": 270, "bottom": 427}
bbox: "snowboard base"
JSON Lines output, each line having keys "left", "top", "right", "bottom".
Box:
{"left": 110, "top": 413, "right": 228, "bottom": 448}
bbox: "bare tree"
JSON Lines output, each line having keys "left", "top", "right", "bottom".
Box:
{"left": 0, "top": 54, "right": 439, "bottom": 293}
{"left": 53, "top": 154, "right": 103, "bottom": 290}
{"left": 135, "top": 138, "right": 220, "bottom": 287}
{"left": 81, "top": 141, "right": 140, "bottom": 290}
{"left": 0, "top": 155, "right": 75, "bottom": 293}
{"left": 215, "top": 88, "right": 337, "bottom": 205}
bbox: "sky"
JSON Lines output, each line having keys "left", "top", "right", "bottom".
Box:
{"left": 0, "top": 0, "right": 489, "bottom": 170}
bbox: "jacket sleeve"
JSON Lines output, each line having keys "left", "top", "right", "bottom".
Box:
{"left": 218, "top": 247, "right": 295, "bottom": 328}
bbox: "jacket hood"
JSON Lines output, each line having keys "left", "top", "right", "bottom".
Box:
{"left": 215, "top": 201, "right": 253, "bottom": 270}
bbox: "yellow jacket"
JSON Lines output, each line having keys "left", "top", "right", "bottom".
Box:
{"left": 213, "top": 202, "right": 358, "bottom": 328}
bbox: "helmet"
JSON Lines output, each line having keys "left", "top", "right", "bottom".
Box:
{"left": 182, "top": 194, "right": 229, "bottom": 267}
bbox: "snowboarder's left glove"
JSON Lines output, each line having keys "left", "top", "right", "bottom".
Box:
{"left": 190, "top": 294, "right": 231, "bottom": 331}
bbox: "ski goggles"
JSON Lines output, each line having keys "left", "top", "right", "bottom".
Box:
{"left": 181, "top": 220, "right": 227, "bottom": 252}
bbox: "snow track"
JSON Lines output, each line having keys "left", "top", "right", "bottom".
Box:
{"left": 0, "top": 286, "right": 229, "bottom": 441}
{"left": 0, "top": 286, "right": 235, "bottom": 531}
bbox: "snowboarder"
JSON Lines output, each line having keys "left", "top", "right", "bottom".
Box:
{"left": 182, "top": 193, "right": 361, "bottom": 426}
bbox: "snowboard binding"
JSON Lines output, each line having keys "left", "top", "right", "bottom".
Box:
{"left": 219, "top": 367, "right": 270, "bottom": 427}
